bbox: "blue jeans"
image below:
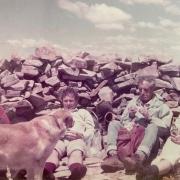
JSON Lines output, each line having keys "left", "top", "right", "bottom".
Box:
{"left": 106, "top": 120, "right": 122, "bottom": 154}
{"left": 137, "top": 123, "right": 170, "bottom": 157}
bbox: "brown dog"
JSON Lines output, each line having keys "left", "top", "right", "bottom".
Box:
{"left": 0, "top": 109, "right": 73, "bottom": 180}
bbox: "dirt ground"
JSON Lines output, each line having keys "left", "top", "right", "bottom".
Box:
{"left": 54, "top": 156, "right": 176, "bottom": 180}
{"left": 54, "top": 157, "right": 136, "bottom": 180}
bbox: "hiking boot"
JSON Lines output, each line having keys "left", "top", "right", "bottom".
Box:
{"left": 101, "top": 155, "right": 124, "bottom": 172}
{"left": 123, "top": 153, "right": 144, "bottom": 171}
{"left": 136, "top": 165, "right": 159, "bottom": 180}
{"left": 136, "top": 174, "right": 159, "bottom": 180}
{"left": 173, "top": 163, "right": 180, "bottom": 180}
{"left": 69, "top": 163, "right": 87, "bottom": 180}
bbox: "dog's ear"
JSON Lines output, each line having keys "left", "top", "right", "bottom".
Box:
{"left": 64, "top": 116, "right": 74, "bottom": 128}
{"left": 52, "top": 109, "right": 74, "bottom": 128}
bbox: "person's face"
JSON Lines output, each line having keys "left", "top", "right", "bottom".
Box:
{"left": 138, "top": 80, "right": 154, "bottom": 103}
{"left": 62, "top": 94, "right": 77, "bottom": 110}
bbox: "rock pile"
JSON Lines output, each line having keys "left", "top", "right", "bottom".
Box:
{"left": 0, "top": 46, "right": 180, "bottom": 123}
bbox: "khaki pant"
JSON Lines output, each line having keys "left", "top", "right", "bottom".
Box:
{"left": 46, "top": 139, "right": 86, "bottom": 166}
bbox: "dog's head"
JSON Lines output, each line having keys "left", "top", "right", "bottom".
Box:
{"left": 51, "top": 109, "right": 73, "bottom": 129}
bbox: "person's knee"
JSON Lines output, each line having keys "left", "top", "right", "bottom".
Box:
{"left": 146, "top": 123, "right": 158, "bottom": 133}
{"left": 69, "top": 150, "right": 84, "bottom": 160}
{"left": 46, "top": 149, "right": 61, "bottom": 166}
{"left": 69, "top": 150, "right": 84, "bottom": 164}
{"left": 108, "top": 120, "right": 121, "bottom": 131}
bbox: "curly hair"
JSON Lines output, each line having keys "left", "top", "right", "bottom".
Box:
{"left": 61, "top": 87, "right": 79, "bottom": 101}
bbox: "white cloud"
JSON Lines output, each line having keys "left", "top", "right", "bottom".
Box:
{"left": 165, "top": 4, "right": 180, "bottom": 16}
{"left": 7, "top": 39, "right": 49, "bottom": 48}
{"left": 5, "top": 38, "right": 75, "bottom": 58}
{"left": 6, "top": 38, "right": 75, "bottom": 52}
{"left": 158, "top": 18, "right": 180, "bottom": 35}
{"left": 136, "top": 17, "right": 180, "bottom": 37}
{"left": 85, "top": 3, "right": 131, "bottom": 24}
{"left": 58, "top": 0, "right": 132, "bottom": 30}
{"left": 119, "top": 0, "right": 169, "bottom": 6}
{"left": 138, "top": 21, "right": 157, "bottom": 28}
{"left": 171, "top": 45, "right": 180, "bottom": 51}
{"left": 58, "top": 0, "right": 88, "bottom": 18}
{"left": 104, "top": 34, "right": 177, "bottom": 60}
{"left": 159, "top": 18, "right": 177, "bottom": 27}
{"left": 119, "top": 0, "right": 180, "bottom": 16}
{"left": 95, "top": 23, "right": 124, "bottom": 30}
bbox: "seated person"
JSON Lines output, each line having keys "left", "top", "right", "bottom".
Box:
{"left": 137, "top": 118, "right": 180, "bottom": 180}
{"left": 101, "top": 76, "right": 172, "bottom": 172}
{"left": 43, "top": 87, "right": 95, "bottom": 180}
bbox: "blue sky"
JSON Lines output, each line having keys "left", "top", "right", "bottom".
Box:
{"left": 0, "top": 0, "right": 180, "bottom": 62}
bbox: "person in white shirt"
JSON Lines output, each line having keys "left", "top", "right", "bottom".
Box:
{"left": 43, "top": 87, "right": 95, "bottom": 180}
{"left": 137, "top": 119, "right": 180, "bottom": 180}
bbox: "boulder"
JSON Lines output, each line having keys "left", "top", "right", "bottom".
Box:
{"left": 172, "top": 78, "right": 180, "bottom": 91}
{"left": 21, "top": 65, "right": 39, "bottom": 77}
{"left": 23, "top": 59, "right": 43, "bottom": 67}
{"left": 1, "top": 74, "right": 19, "bottom": 88}
{"left": 45, "top": 76, "right": 60, "bottom": 87}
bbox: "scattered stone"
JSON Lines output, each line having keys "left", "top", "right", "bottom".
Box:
{"left": 21, "top": 65, "right": 39, "bottom": 77}
{"left": 159, "top": 63, "right": 180, "bottom": 77}
{"left": 28, "top": 93, "right": 47, "bottom": 109}
{"left": 23, "top": 59, "right": 43, "bottom": 67}
{"left": 35, "top": 46, "right": 58, "bottom": 62}
{"left": 155, "top": 79, "right": 173, "bottom": 89}
{"left": 1, "top": 74, "right": 19, "bottom": 88}
{"left": 6, "top": 90, "right": 21, "bottom": 98}
{"left": 172, "top": 77, "right": 180, "bottom": 91}
{"left": 136, "top": 62, "right": 159, "bottom": 78}
{"left": 114, "top": 73, "right": 136, "bottom": 83}
{"left": 10, "top": 80, "right": 28, "bottom": 91}
{"left": 45, "top": 76, "right": 60, "bottom": 87}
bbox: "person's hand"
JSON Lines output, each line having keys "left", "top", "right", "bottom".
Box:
{"left": 65, "top": 130, "right": 84, "bottom": 141}
{"left": 128, "top": 107, "right": 137, "bottom": 119}
{"left": 171, "top": 134, "right": 180, "bottom": 145}
{"left": 139, "top": 107, "right": 149, "bottom": 120}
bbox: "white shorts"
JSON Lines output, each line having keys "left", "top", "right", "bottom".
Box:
{"left": 152, "top": 138, "right": 180, "bottom": 166}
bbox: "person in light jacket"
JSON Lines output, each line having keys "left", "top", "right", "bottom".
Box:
{"left": 43, "top": 87, "right": 95, "bottom": 180}
{"left": 101, "top": 76, "right": 172, "bottom": 172}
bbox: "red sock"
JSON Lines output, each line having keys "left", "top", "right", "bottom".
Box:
{"left": 69, "top": 163, "right": 87, "bottom": 180}
{"left": 44, "top": 162, "right": 57, "bottom": 174}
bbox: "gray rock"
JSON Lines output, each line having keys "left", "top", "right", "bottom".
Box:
{"left": 172, "top": 77, "right": 180, "bottom": 91}
{"left": 114, "top": 73, "right": 136, "bottom": 83}
{"left": 28, "top": 93, "right": 47, "bottom": 109}
{"left": 10, "top": 80, "right": 28, "bottom": 91}
{"left": 6, "top": 90, "right": 21, "bottom": 98}
{"left": 45, "top": 76, "right": 60, "bottom": 87}
{"left": 21, "top": 65, "right": 39, "bottom": 77}
{"left": 23, "top": 59, "right": 43, "bottom": 67}
{"left": 1, "top": 74, "right": 19, "bottom": 88}
{"left": 155, "top": 79, "right": 173, "bottom": 89}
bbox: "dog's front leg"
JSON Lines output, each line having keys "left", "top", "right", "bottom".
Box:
{"left": 34, "top": 166, "right": 44, "bottom": 180}
{"left": 26, "top": 168, "right": 35, "bottom": 180}
{"left": 27, "top": 165, "right": 43, "bottom": 180}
